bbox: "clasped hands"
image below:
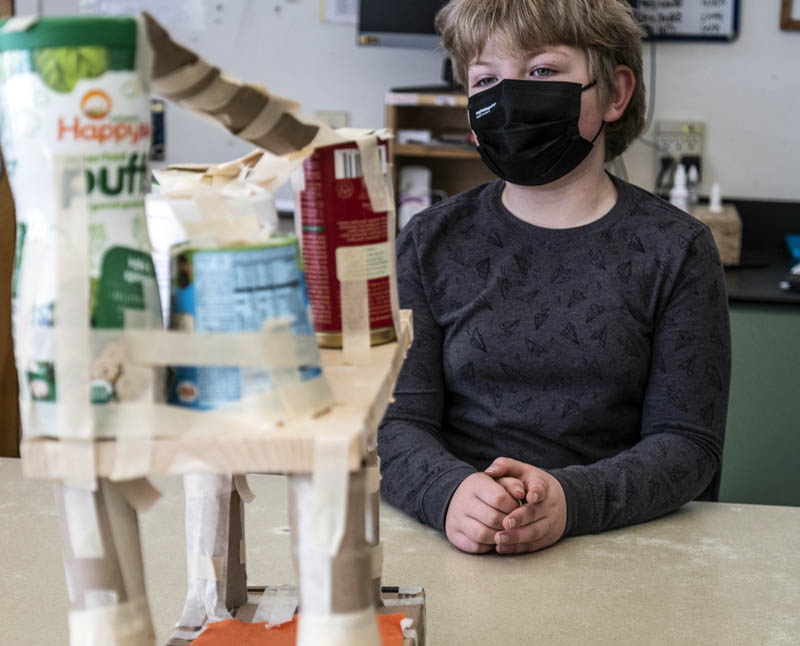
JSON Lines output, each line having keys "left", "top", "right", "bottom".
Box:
{"left": 444, "top": 458, "right": 567, "bottom": 554}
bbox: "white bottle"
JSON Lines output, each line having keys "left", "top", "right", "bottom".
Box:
{"left": 670, "top": 163, "right": 689, "bottom": 212}
{"left": 687, "top": 165, "right": 700, "bottom": 208}
{"left": 710, "top": 182, "right": 723, "bottom": 213}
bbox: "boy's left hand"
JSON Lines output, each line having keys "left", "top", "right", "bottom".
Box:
{"left": 484, "top": 458, "right": 567, "bottom": 554}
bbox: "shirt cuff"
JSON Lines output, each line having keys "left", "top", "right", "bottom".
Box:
{"left": 419, "top": 464, "right": 476, "bottom": 533}
{"left": 548, "top": 465, "right": 597, "bottom": 537}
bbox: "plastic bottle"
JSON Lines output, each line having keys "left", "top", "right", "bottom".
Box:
{"left": 687, "top": 165, "right": 700, "bottom": 209}
{"left": 710, "top": 182, "right": 723, "bottom": 213}
{"left": 670, "top": 163, "right": 689, "bottom": 212}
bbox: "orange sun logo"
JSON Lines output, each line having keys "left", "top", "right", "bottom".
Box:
{"left": 80, "top": 89, "right": 112, "bottom": 120}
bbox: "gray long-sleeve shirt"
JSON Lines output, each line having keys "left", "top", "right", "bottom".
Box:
{"left": 378, "top": 176, "right": 731, "bottom": 537}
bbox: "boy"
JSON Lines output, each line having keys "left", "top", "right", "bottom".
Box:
{"left": 378, "top": 0, "right": 731, "bottom": 555}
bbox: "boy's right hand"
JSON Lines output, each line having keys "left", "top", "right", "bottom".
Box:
{"left": 445, "top": 473, "right": 523, "bottom": 553}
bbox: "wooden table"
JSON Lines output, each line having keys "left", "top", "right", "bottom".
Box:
{"left": 2, "top": 457, "right": 799, "bottom": 646}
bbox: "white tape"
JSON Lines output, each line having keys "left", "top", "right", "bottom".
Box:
{"left": 252, "top": 587, "right": 277, "bottom": 623}
{"left": 180, "top": 73, "right": 239, "bottom": 112}
{"left": 297, "top": 608, "right": 380, "bottom": 646}
{"left": 62, "top": 487, "right": 104, "bottom": 559}
{"left": 27, "top": 324, "right": 320, "bottom": 370}
{"left": 233, "top": 475, "right": 255, "bottom": 504}
{"left": 400, "top": 617, "right": 419, "bottom": 643}
{"left": 269, "top": 587, "right": 298, "bottom": 626}
{"left": 84, "top": 589, "right": 120, "bottom": 610}
{"left": 397, "top": 586, "right": 423, "bottom": 595}
{"left": 187, "top": 553, "right": 225, "bottom": 581}
{"left": 237, "top": 95, "right": 298, "bottom": 142}
{"left": 311, "top": 436, "right": 351, "bottom": 556}
{"left": 68, "top": 596, "right": 153, "bottom": 646}
{"left": 239, "top": 539, "right": 246, "bottom": 565}
{"left": 1, "top": 17, "right": 38, "bottom": 32}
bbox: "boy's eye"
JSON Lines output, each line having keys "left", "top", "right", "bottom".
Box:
{"left": 530, "top": 68, "right": 556, "bottom": 78}
{"left": 473, "top": 76, "right": 498, "bottom": 88}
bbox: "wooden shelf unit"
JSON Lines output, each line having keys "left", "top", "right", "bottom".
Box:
{"left": 385, "top": 91, "right": 495, "bottom": 203}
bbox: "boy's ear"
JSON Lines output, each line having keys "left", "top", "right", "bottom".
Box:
{"left": 602, "top": 65, "right": 636, "bottom": 124}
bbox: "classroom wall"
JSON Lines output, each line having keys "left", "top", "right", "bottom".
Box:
{"left": 18, "top": 0, "right": 800, "bottom": 202}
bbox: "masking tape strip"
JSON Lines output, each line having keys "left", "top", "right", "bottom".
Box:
{"left": 382, "top": 597, "right": 425, "bottom": 607}
{"left": 370, "top": 543, "right": 384, "bottom": 580}
{"left": 341, "top": 279, "right": 371, "bottom": 365}
{"left": 111, "top": 437, "right": 154, "bottom": 483}
{"left": 54, "top": 155, "right": 92, "bottom": 448}
{"left": 150, "top": 60, "right": 215, "bottom": 96}
{"left": 176, "top": 596, "right": 207, "bottom": 630}
{"left": 397, "top": 586, "right": 423, "bottom": 595}
{"left": 269, "top": 586, "right": 298, "bottom": 626}
{"left": 25, "top": 375, "right": 332, "bottom": 443}
{"left": 180, "top": 72, "right": 239, "bottom": 112}
{"left": 62, "top": 486, "right": 104, "bottom": 559}
{"left": 311, "top": 436, "right": 351, "bottom": 556}
{"left": 297, "top": 608, "right": 380, "bottom": 646}
{"left": 114, "top": 478, "right": 162, "bottom": 513}
{"left": 366, "top": 464, "right": 381, "bottom": 494}
{"left": 187, "top": 553, "right": 225, "bottom": 581}
{"left": 1, "top": 16, "right": 39, "bottom": 31}
{"left": 355, "top": 135, "right": 391, "bottom": 214}
{"left": 252, "top": 587, "right": 277, "bottom": 623}
{"left": 240, "top": 539, "right": 246, "bottom": 565}
{"left": 233, "top": 475, "right": 255, "bottom": 504}
{"left": 28, "top": 325, "right": 320, "bottom": 369}
{"left": 237, "top": 95, "right": 298, "bottom": 142}
{"left": 69, "top": 597, "right": 153, "bottom": 646}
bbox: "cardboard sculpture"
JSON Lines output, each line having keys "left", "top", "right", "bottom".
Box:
{"left": 2, "top": 12, "right": 424, "bottom": 646}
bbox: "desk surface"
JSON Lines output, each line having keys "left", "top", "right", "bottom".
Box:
{"left": 2, "top": 457, "right": 799, "bottom": 646}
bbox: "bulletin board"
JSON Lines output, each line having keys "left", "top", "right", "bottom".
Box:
{"left": 628, "top": 0, "right": 740, "bottom": 41}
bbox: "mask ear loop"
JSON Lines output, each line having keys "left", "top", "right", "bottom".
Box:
{"left": 590, "top": 121, "right": 606, "bottom": 144}
{"left": 580, "top": 80, "right": 605, "bottom": 143}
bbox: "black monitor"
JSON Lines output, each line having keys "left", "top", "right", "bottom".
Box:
{"left": 358, "top": 0, "right": 448, "bottom": 49}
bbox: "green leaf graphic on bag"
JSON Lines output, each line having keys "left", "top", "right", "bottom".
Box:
{"left": 33, "top": 46, "right": 109, "bottom": 93}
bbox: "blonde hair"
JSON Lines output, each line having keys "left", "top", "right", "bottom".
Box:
{"left": 435, "top": 0, "right": 646, "bottom": 159}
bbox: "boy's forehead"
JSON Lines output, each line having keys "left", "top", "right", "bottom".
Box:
{"left": 468, "top": 42, "right": 580, "bottom": 67}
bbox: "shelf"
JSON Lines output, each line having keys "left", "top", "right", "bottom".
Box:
{"left": 394, "top": 143, "right": 480, "bottom": 160}
{"left": 20, "top": 312, "right": 413, "bottom": 480}
{"left": 385, "top": 92, "right": 468, "bottom": 108}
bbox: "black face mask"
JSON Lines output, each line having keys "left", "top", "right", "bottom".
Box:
{"left": 468, "top": 79, "right": 604, "bottom": 186}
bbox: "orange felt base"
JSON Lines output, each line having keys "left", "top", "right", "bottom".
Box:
{"left": 192, "top": 613, "right": 406, "bottom": 646}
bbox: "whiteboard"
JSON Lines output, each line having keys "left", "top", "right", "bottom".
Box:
{"left": 630, "top": 0, "right": 740, "bottom": 41}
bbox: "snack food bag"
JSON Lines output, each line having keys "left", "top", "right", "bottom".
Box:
{"left": 0, "top": 17, "right": 159, "bottom": 438}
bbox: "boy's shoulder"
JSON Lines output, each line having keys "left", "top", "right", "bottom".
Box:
{"left": 402, "top": 180, "right": 501, "bottom": 237}
{"left": 618, "top": 177, "right": 709, "bottom": 239}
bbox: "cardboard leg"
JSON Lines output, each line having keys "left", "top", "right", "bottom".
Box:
{"left": 225, "top": 487, "right": 247, "bottom": 609}
{"left": 54, "top": 479, "right": 155, "bottom": 646}
{"left": 288, "top": 469, "right": 380, "bottom": 646}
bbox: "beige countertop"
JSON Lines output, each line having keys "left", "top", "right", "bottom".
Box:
{"left": 1, "top": 457, "right": 798, "bottom": 645}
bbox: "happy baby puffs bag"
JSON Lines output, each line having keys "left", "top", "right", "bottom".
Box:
{"left": 0, "top": 17, "right": 159, "bottom": 439}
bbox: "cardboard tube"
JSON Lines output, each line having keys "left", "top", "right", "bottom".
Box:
{"left": 365, "top": 451, "right": 382, "bottom": 606}
{"left": 288, "top": 470, "right": 376, "bottom": 617}
{"left": 225, "top": 487, "right": 247, "bottom": 609}
{"left": 54, "top": 479, "right": 155, "bottom": 645}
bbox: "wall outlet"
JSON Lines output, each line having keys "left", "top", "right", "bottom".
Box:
{"left": 655, "top": 120, "right": 704, "bottom": 158}
{"left": 315, "top": 110, "right": 350, "bottom": 129}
